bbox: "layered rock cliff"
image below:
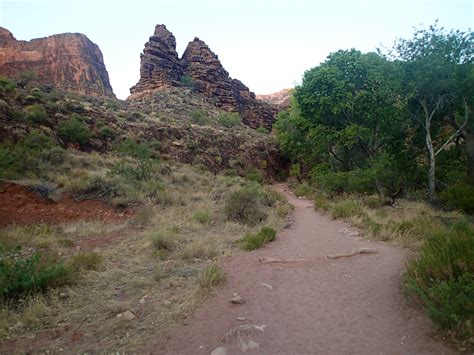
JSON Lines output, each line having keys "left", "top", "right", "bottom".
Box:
{"left": 257, "top": 88, "right": 293, "bottom": 111}
{"left": 0, "top": 27, "right": 115, "bottom": 98}
{"left": 129, "top": 25, "right": 276, "bottom": 129}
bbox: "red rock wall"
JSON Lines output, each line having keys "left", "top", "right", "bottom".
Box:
{"left": 128, "top": 25, "right": 276, "bottom": 129}
{"left": 0, "top": 27, "right": 115, "bottom": 98}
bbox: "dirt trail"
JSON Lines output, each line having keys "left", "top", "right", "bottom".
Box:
{"left": 152, "top": 185, "right": 453, "bottom": 354}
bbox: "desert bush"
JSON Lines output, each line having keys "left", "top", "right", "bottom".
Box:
{"left": 24, "top": 104, "right": 49, "bottom": 125}
{"left": 0, "top": 252, "right": 72, "bottom": 300}
{"left": 0, "top": 76, "right": 15, "bottom": 94}
{"left": 192, "top": 210, "right": 212, "bottom": 224}
{"left": 239, "top": 227, "right": 276, "bottom": 251}
{"left": 99, "top": 126, "right": 116, "bottom": 140}
{"left": 255, "top": 127, "right": 269, "bottom": 134}
{"left": 313, "top": 193, "right": 330, "bottom": 211}
{"left": 150, "top": 230, "right": 176, "bottom": 251}
{"left": 404, "top": 221, "right": 474, "bottom": 341}
{"left": 116, "top": 139, "right": 157, "bottom": 181}
{"left": 0, "top": 131, "right": 60, "bottom": 179}
{"left": 331, "top": 200, "right": 363, "bottom": 219}
{"left": 440, "top": 182, "right": 474, "bottom": 214}
{"left": 224, "top": 184, "right": 267, "bottom": 225}
{"left": 180, "top": 75, "right": 194, "bottom": 88}
{"left": 217, "top": 112, "right": 241, "bottom": 128}
{"left": 198, "top": 264, "right": 224, "bottom": 290}
{"left": 69, "top": 253, "right": 103, "bottom": 272}
{"left": 58, "top": 116, "right": 90, "bottom": 146}
{"left": 245, "top": 168, "right": 264, "bottom": 184}
{"left": 294, "top": 182, "right": 312, "bottom": 197}
{"left": 190, "top": 110, "right": 211, "bottom": 126}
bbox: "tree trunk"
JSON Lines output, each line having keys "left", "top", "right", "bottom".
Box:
{"left": 425, "top": 109, "right": 438, "bottom": 202}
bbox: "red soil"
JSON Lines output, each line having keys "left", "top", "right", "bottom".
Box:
{"left": 0, "top": 182, "right": 132, "bottom": 227}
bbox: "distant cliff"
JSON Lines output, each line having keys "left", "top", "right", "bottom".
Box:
{"left": 257, "top": 89, "right": 293, "bottom": 111}
{"left": 0, "top": 27, "right": 115, "bottom": 98}
{"left": 129, "top": 24, "right": 276, "bottom": 129}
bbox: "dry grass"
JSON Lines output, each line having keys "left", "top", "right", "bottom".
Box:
{"left": 0, "top": 162, "right": 290, "bottom": 352}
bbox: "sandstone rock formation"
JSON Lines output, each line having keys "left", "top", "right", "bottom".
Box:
{"left": 129, "top": 25, "right": 276, "bottom": 129}
{"left": 0, "top": 27, "right": 115, "bottom": 98}
{"left": 257, "top": 89, "right": 293, "bottom": 111}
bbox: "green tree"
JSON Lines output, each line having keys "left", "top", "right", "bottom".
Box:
{"left": 387, "top": 22, "right": 473, "bottom": 201}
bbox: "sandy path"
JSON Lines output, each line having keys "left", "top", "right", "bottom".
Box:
{"left": 151, "top": 185, "right": 453, "bottom": 354}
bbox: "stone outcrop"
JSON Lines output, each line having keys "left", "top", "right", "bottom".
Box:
{"left": 129, "top": 25, "right": 276, "bottom": 129}
{"left": 0, "top": 27, "right": 115, "bottom": 98}
{"left": 257, "top": 89, "right": 293, "bottom": 111}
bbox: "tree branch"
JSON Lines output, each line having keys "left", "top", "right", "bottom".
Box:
{"left": 435, "top": 99, "right": 469, "bottom": 156}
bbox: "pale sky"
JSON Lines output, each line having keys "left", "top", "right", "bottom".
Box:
{"left": 1, "top": 0, "right": 472, "bottom": 99}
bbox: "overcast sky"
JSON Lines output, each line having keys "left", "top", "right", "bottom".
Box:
{"left": 1, "top": 0, "right": 472, "bottom": 99}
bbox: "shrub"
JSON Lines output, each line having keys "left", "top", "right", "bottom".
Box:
{"left": 58, "top": 117, "right": 91, "bottom": 146}
{"left": 198, "top": 264, "right": 224, "bottom": 290}
{"left": 239, "top": 227, "right": 276, "bottom": 251}
{"left": 180, "top": 75, "right": 194, "bottom": 88}
{"left": 192, "top": 210, "right": 212, "bottom": 224}
{"left": 224, "top": 185, "right": 267, "bottom": 225}
{"left": 245, "top": 168, "right": 264, "bottom": 184}
{"left": 0, "top": 252, "right": 72, "bottom": 300}
{"left": 217, "top": 112, "right": 241, "bottom": 128}
{"left": 0, "top": 77, "right": 16, "bottom": 94}
{"left": 363, "top": 195, "right": 386, "bottom": 209}
{"left": 150, "top": 230, "right": 176, "bottom": 251}
{"left": 116, "top": 139, "right": 157, "bottom": 181}
{"left": 440, "top": 182, "right": 474, "bottom": 214}
{"left": 294, "top": 183, "right": 312, "bottom": 197}
{"left": 70, "top": 253, "right": 103, "bottom": 272}
{"left": 24, "top": 104, "right": 49, "bottom": 125}
{"left": 99, "top": 126, "right": 116, "bottom": 140}
{"left": 404, "top": 221, "right": 474, "bottom": 341}
{"left": 314, "top": 193, "right": 330, "bottom": 211}
{"left": 190, "top": 110, "right": 211, "bottom": 126}
{"left": 331, "top": 200, "right": 363, "bottom": 219}
{"left": 255, "top": 127, "right": 269, "bottom": 134}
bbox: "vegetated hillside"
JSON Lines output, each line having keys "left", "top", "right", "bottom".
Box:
{"left": 0, "top": 78, "right": 285, "bottom": 179}
{"left": 0, "top": 76, "right": 292, "bottom": 352}
{"left": 275, "top": 23, "right": 474, "bottom": 349}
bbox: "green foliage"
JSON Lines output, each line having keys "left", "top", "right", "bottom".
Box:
{"left": 217, "top": 112, "right": 241, "bottom": 128}
{"left": 245, "top": 168, "right": 264, "bottom": 184}
{"left": 313, "top": 193, "right": 330, "bottom": 212}
{"left": 224, "top": 184, "right": 267, "bottom": 225}
{"left": 404, "top": 221, "right": 474, "bottom": 340}
{"left": 190, "top": 110, "right": 211, "bottom": 126}
{"left": 238, "top": 227, "right": 276, "bottom": 251}
{"left": 192, "top": 210, "right": 212, "bottom": 224}
{"left": 255, "top": 127, "right": 269, "bottom": 134}
{"left": 24, "top": 104, "right": 49, "bottom": 125}
{"left": 180, "top": 75, "right": 194, "bottom": 88}
{"left": 58, "top": 116, "right": 91, "bottom": 146}
{"left": 99, "top": 126, "right": 116, "bottom": 140}
{"left": 0, "top": 130, "right": 62, "bottom": 179}
{"left": 0, "top": 252, "right": 72, "bottom": 300}
{"left": 115, "top": 139, "right": 157, "bottom": 181}
{"left": 0, "top": 76, "right": 16, "bottom": 94}
{"left": 440, "top": 182, "right": 474, "bottom": 214}
{"left": 293, "top": 182, "right": 312, "bottom": 197}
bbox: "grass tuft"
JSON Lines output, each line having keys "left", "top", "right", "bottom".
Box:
{"left": 239, "top": 227, "right": 276, "bottom": 251}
